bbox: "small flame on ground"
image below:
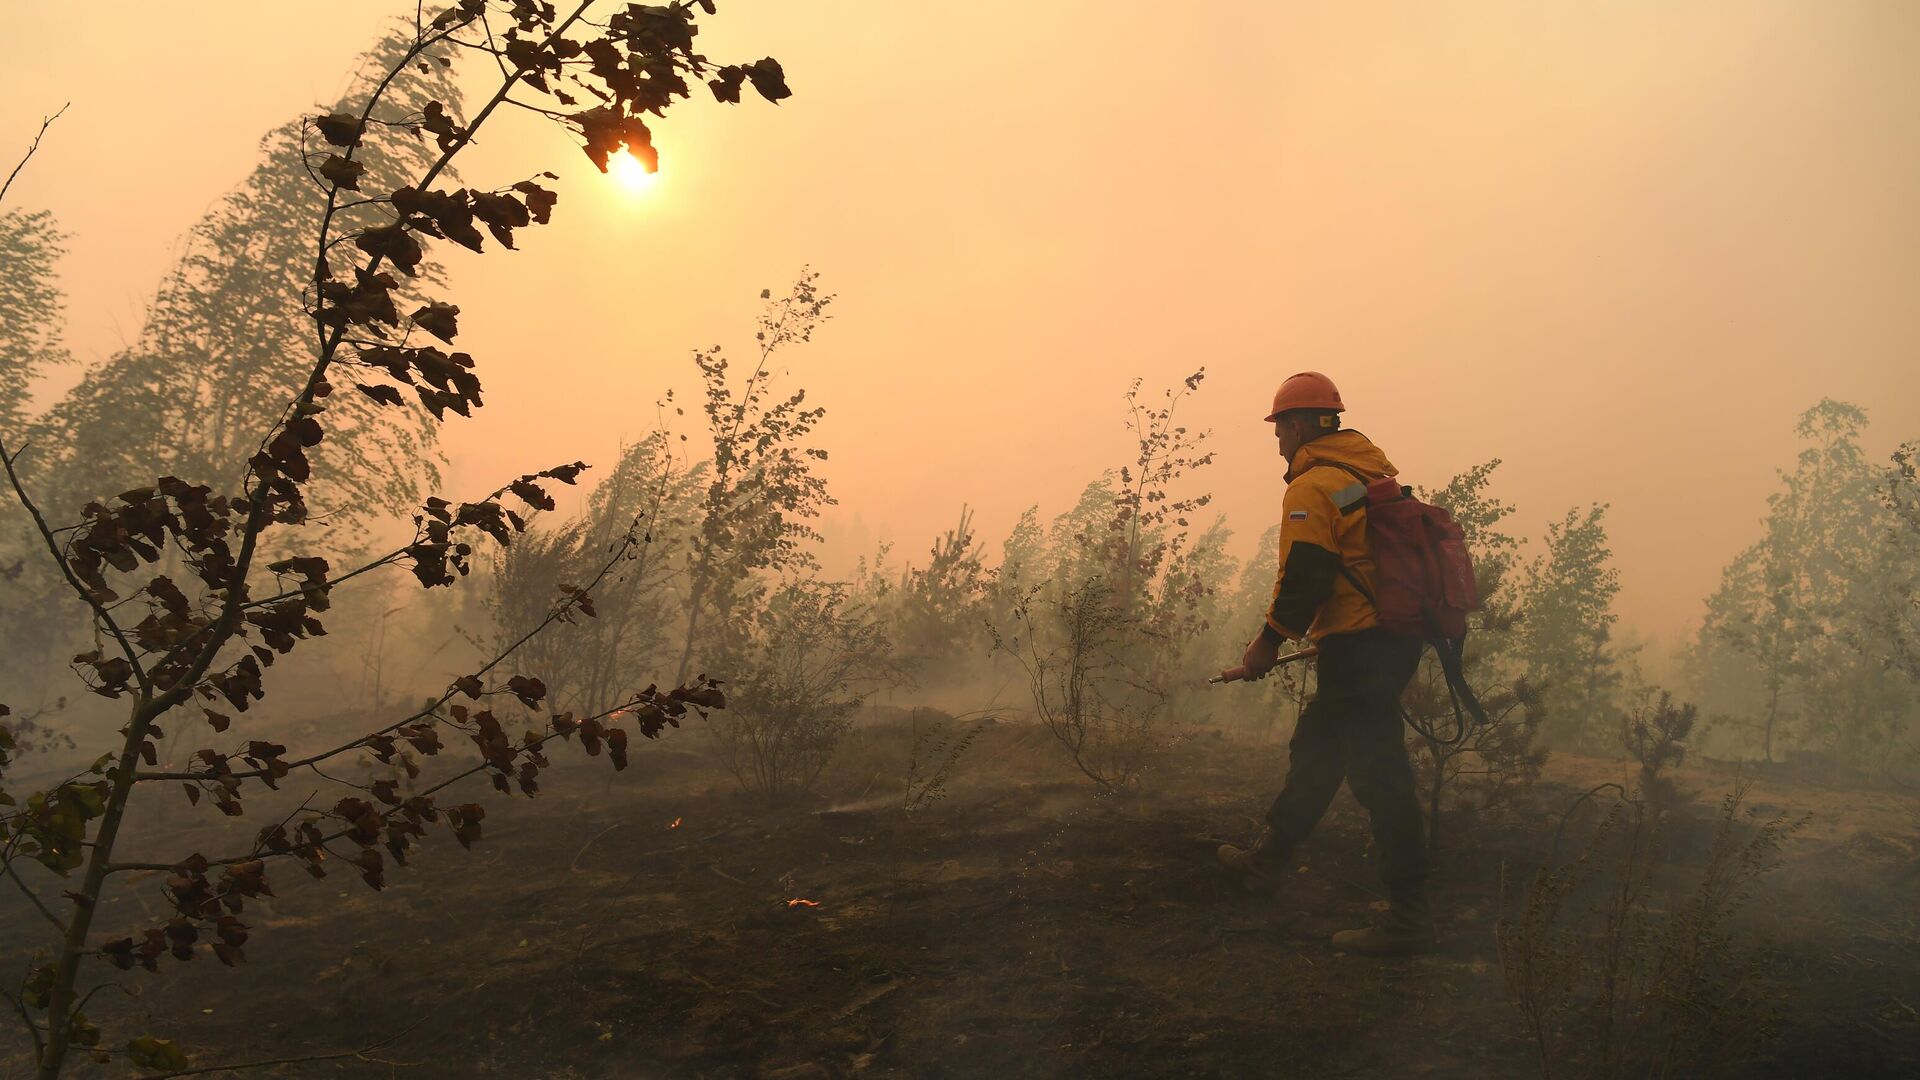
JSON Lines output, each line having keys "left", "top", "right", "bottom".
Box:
{"left": 786, "top": 898, "right": 820, "bottom": 908}
{"left": 669, "top": 817, "right": 682, "bottom": 829}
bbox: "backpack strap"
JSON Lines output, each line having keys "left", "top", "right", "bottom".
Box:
{"left": 1298, "top": 463, "right": 1491, "bottom": 743}
{"left": 1296, "top": 464, "right": 1493, "bottom": 743}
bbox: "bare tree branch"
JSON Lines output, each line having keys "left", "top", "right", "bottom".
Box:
{"left": 0, "top": 437, "right": 154, "bottom": 697}
{"left": 3, "top": 854, "right": 69, "bottom": 933}
{"left": 2, "top": 985, "right": 47, "bottom": 1062}
{"left": 0, "top": 102, "right": 68, "bottom": 206}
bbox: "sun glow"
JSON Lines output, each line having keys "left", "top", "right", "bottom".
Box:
{"left": 606, "top": 148, "right": 659, "bottom": 194}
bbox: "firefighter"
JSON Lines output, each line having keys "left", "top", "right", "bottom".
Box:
{"left": 1216, "top": 371, "right": 1433, "bottom": 956}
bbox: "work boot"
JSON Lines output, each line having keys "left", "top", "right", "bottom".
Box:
{"left": 1216, "top": 827, "right": 1291, "bottom": 898}
{"left": 1330, "top": 884, "right": 1435, "bottom": 956}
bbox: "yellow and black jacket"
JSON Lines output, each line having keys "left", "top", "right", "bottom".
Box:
{"left": 1259, "top": 429, "right": 1395, "bottom": 643}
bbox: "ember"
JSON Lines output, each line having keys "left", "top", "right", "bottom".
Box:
{"left": 669, "top": 817, "right": 682, "bottom": 829}
{"left": 786, "top": 898, "right": 820, "bottom": 908}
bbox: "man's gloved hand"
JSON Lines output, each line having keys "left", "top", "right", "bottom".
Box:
{"left": 1240, "top": 633, "right": 1282, "bottom": 680}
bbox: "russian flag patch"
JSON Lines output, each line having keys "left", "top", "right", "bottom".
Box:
{"left": 1288, "top": 510, "right": 1310, "bottom": 522}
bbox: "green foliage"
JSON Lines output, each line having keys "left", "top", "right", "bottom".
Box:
{"left": 1152, "top": 515, "right": 1238, "bottom": 725}
{"left": 709, "top": 577, "right": 907, "bottom": 800}
{"left": 0, "top": 208, "right": 71, "bottom": 434}
{"left": 892, "top": 506, "right": 991, "bottom": 677}
{"left": 10, "top": 780, "right": 109, "bottom": 875}
{"left": 1875, "top": 440, "right": 1920, "bottom": 684}
{"left": 674, "top": 272, "right": 836, "bottom": 686}
{"left": 996, "top": 506, "right": 1043, "bottom": 579}
{"left": 1516, "top": 504, "right": 1624, "bottom": 751}
{"left": 1689, "top": 401, "right": 1917, "bottom": 772}
{"left": 1619, "top": 687, "right": 1695, "bottom": 805}
{"left": 0, "top": 209, "right": 75, "bottom": 691}
{"left": 993, "top": 371, "right": 1215, "bottom": 791}
{"left": 1407, "top": 461, "right": 1548, "bottom": 850}
{"left": 1042, "top": 477, "right": 1121, "bottom": 591}
{"left": 1, "top": 32, "right": 470, "bottom": 706}
{"left": 1425, "top": 459, "right": 1524, "bottom": 625}
{"left": 998, "top": 576, "right": 1160, "bottom": 790}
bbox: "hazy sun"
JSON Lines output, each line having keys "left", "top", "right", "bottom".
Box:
{"left": 606, "top": 149, "right": 658, "bottom": 194}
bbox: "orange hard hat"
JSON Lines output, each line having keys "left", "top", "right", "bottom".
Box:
{"left": 1265, "top": 371, "right": 1345, "bottom": 421}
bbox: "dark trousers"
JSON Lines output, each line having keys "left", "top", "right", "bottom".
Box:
{"left": 1265, "top": 627, "right": 1428, "bottom": 889}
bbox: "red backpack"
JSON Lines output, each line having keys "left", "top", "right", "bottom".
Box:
{"left": 1353, "top": 474, "right": 1481, "bottom": 640}
{"left": 1312, "top": 463, "right": 1487, "bottom": 742}
{"left": 1309, "top": 462, "right": 1481, "bottom": 638}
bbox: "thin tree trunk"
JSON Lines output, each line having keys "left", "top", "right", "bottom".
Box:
{"left": 1762, "top": 681, "right": 1780, "bottom": 765}
{"left": 36, "top": 698, "right": 149, "bottom": 1080}
{"left": 674, "top": 564, "right": 710, "bottom": 688}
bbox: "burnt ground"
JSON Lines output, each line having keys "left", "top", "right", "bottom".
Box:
{"left": 4, "top": 718, "right": 1919, "bottom": 1078}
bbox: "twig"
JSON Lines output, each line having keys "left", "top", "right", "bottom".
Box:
{"left": 1550, "top": 782, "right": 1628, "bottom": 863}
{"left": 1, "top": 438, "right": 154, "bottom": 697}
{"left": 106, "top": 693, "right": 663, "bottom": 874}
{"left": 1, "top": 986, "right": 45, "bottom": 1062}
{"left": 3, "top": 856, "right": 68, "bottom": 932}
{"left": 1, "top": 102, "right": 67, "bottom": 205}
{"left": 135, "top": 515, "right": 640, "bottom": 785}
{"left": 569, "top": 822, "right": 623, "bottom": 872}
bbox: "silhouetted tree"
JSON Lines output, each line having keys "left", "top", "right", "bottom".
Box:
{"left": 0, "top": 207, "right": 75, "bottom": 691}
{"left": 0, "top": 5, "right": 789, "bottom": 1074}
{"left": 0, "top": 208, "right": 69, "bottom": 434}
{"left": 27, "top": 29, "right": 465, "bottom": 546}
{"left": 673, "top": 273, "right": 835, "bottom": 686}
{"left": 994, "top": 371, "right": 1214, "bottom": 791}
{"left": 489, "top": 426, "right": 706, "bottom": 714}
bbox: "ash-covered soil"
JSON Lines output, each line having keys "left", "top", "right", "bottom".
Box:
{"left": 5, "top": 719, "right": 1917, "bottom": 1078}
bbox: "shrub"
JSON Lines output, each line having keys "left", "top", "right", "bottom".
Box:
{"left": 991, "top": 371, "right": 1213, "bottom": 792}
{"left": 1621, "top": 688, "right": 1696, "bottom": 806}
{"left": 1498, "top": 783, "right": 1807, "bottom": 1078}
{"left": 709, "top": 578, "right": 907, "bottom": 801}
{"left": 902, "top": 709, "right": 991, "bottom": 815}
{"left": 1408, "top": 677, "right": 1548, "bottom": 854}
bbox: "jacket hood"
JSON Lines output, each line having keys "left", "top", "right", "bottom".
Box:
{"left": 1286, "top": 429, "right": 1396, "bottom": 483}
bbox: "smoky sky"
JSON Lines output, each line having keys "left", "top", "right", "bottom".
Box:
{"left": 6, "top": 0, "right": 1917, "bottom": 647}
